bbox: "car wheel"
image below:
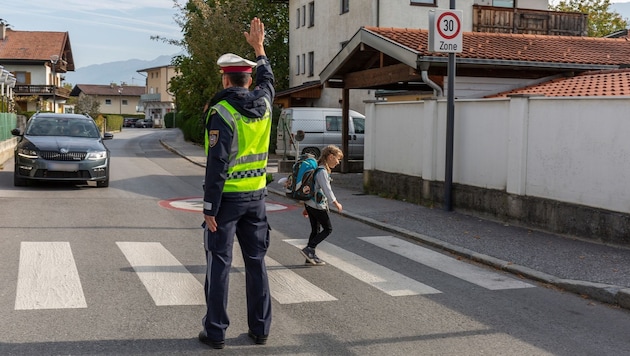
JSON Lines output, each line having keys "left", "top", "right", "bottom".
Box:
{"left": 302, "top": 147, "right": 320, "bottom": 158}
{"left": 14, "top": 171, "right": 28, "bottom": 187}
{"left": 96, "top": 177, "right": 109, "bottom": 188}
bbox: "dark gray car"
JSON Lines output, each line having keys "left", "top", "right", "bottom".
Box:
{"left": 11, "top": 113, "right": 113, "bottom": 187}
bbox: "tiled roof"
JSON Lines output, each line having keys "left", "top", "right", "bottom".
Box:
{"left": 365, "top": 27, "right": 630, "bottom": 66}
{"left": 72, "top": 84, "right": 146, "bottom": 96}
{"left": 0, "top": 29, "right": 67, "bottom": 61}
{"left": 487, "top": 69, "right": 630, "bottom": 97}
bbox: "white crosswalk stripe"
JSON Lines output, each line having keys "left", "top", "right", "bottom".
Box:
{"left": 284, "top": 239, "right": 442, "bottom": 296}
{"left": 15, "top": 241, "right": 87, "bottom": 310}
{"left": 359, "top": 236, "right": 534, "bottom": 290}
{"left": 13, "top": 235, "right": 535, "bottom": 311}
{"left": 231, "top": 243, "right": 337, "bottom": 304}
{"left": 116, "top": 242, "right": 205, "bottom": 306}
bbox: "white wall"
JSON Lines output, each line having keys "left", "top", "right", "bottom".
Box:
{"left": 365, "top": 95, "right": 630, "bottom": 214}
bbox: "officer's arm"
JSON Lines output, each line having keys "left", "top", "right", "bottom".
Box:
{"left": 203, "top": 112, "right": 233, "bottom": 217}
{"left": 246, "top": 18, "right": 275, "bottom": 100}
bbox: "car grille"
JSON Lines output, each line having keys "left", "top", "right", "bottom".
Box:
{"left": 35, "top": 170, "right": 93, "bottom": 179}
{"left": 40, "top": 151, "right": 87, "bottom": 161}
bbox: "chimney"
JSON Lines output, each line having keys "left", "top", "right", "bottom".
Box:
{"left": 1, "top": 23, "right": 6, "bottom": 41}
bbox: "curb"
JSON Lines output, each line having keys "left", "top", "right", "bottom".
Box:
{"left": 267, "top": 185, "right": 630, "bottom": 310}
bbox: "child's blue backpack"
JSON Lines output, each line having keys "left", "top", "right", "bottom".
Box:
{"left": 285, "top": 154, "right": 322, "bottom": 201}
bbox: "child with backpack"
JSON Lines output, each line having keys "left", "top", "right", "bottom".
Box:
{"left": 299, "top": 145, "right": 344, "bottom": 266}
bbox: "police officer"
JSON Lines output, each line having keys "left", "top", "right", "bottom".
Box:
{"left": 198, "top": 17, "right": 274, "bottom": 350}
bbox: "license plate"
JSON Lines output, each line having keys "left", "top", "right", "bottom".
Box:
{"left": 48, "top": 162, "right": 79, "bottom": 172}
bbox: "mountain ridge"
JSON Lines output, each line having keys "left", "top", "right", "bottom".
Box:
{"left": 64, "top": 54, "right": 179, "bottom": 86}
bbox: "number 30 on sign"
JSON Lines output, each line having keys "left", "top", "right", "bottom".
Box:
{"left": 428, "top": 9, "right": 463, "bottom": 53}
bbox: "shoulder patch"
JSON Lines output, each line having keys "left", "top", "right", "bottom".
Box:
{"left": 209, "top": 130, "right": 219, "bottom": 148}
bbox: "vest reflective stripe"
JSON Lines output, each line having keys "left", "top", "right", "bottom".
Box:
{"left": 210, "top": 99, "right": 271, "bottom": 193}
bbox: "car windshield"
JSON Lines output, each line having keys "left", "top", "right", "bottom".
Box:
{"left": 26, "top": 117, "right": 101, "bottom": 138}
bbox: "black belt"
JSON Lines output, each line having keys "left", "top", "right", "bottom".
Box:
{"left": 222, "top": 188, "right": 267, "bottom": 202}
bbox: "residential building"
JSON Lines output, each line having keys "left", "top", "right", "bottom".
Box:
{"left": 136, "top": 65, "right": 177, "bottom": 128}
{"left": 278, "top": 0, "right": 586, "bottom": 110}
{"left": 70, "top": 84, "right": 145, "bottom": 116}
{"left": 0, "top": 23, "right": 75, "bottom": 113}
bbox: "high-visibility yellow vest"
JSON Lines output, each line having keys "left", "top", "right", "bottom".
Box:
{"left": 205, "top": 99, "right": 271, "bottom": 193}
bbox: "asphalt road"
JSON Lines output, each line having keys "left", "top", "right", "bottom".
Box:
{"left": 1, "top": 129, "right": 629, "bottom": 355}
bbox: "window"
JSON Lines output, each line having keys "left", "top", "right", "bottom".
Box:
{"left": 352, "top": 117, "right": 365, "bottom": 134}
{"left": 308, "top": 52, "right": 314, "bottom": 77}
{"left": 296, "top": 8, "right": 300, "bottom": 28}
{"left": 308, "top": 2, "right": 315, "bottom": 27}
{"left": 296, "top": 55, "right": 300, "bottom": 75}
{"left": 493, "top": 0, "right": 515, "bottom": 8}
{"left": 302, "top": 5, "right": 306, "bottom": 27}
{"left": 341, "top": 0, "right": 349, "bottom": 14}
{"left": 301, "top": 54, "right": 305, "bottom": 75}
{"left": 326, "top": 116, "right": 341, "bottom": 132}
{"left": 14, "top": 71, "right": 28, "bottom": 84}
{"left": 410, "top": 0, "right": 436, "bottom": 5}
{"left": 105, "top": 99, "right": 112, "bottom": 105}
{"left": 122, "top": 99, "right": 128, "bottom": 106}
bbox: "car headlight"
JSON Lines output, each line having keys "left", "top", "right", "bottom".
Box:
{"left": 86, "top": 150, "right": 108, "bottom": 160}
{"left": 17, "top": 147, "right": 38, "bottom": 159}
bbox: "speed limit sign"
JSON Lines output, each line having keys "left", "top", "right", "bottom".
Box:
{"left": 428, "top": 9, "right": 463, "bottom": 53}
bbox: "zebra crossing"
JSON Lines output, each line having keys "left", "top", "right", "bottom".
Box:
{"left": 12, "top": 236, "right": 534, "bottom": 310}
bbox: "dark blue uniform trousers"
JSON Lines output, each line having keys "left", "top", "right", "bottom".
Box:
{"left": 202, "top": 196, "right": 272, "bottom": 341}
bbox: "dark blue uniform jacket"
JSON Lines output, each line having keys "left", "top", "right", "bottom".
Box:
{"left": 203, "top": 56, "right": 275, "bottom": 217}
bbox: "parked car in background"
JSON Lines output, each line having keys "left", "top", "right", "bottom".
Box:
{"left": 11, "top": 113, "right": 113, "bottom": 188}
{"left": 135, "top": 119, "right": 153, "bottom": 128}
{"left": 123, "top": 117, "right": 140, "bottom": 127}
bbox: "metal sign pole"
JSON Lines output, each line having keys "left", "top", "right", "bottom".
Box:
{"left": 445, "top": 52, "right": 455, "bottom": 211}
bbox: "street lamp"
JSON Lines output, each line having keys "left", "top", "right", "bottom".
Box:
{"left": 118, "top": 86, "right": 123, "bottom": 115}
{"left": 50, "top": 55, "right": 59, "bottom": 113}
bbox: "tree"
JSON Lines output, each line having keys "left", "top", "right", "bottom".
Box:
{"left": 552, "top": 0, "right": 628, "bottom": 37}
{"left": 158, "top": 0, "right": 289, "bottom": 145}
{"left": 75, "top": 94, "right": 100, "bottom": 118}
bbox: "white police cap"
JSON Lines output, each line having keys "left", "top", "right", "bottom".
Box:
{"left": 217, "top": 53, "right": 256, "bottom": 73}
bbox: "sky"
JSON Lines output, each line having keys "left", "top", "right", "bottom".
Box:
{"left": 1, "top": 0, "right": 182, "bottom": 68}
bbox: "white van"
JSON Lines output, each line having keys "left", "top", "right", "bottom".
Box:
{"left": 275, "top": 107, "right": 366, "bottom": 159}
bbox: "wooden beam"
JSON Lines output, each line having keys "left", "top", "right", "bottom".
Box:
{"left": 343, "top": 63, "right": 423, "bottom": 89}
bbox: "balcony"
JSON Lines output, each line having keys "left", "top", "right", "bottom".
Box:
{"left": 140, "top": 93, "right": 161, "bottom": 103}
{"left": 473, "top": 5, "right": 588, "bottom": 36}
{"left": 13, "top": 85, "right": 71, "bottom": 99}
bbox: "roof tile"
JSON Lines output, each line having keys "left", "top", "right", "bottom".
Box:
{"left": 365, "top": 27, "right": 630, "bottom": 66}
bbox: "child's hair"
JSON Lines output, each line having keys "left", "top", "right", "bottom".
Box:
{"left": 318, "top": 145, "right": 344, "bottom": 169}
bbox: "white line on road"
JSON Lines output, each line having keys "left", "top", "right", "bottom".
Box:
{"left": 15, "top": 241, "right": 87, "bottom": 310}
{"left": 359, "top": 236, "right": 534, "bottom": 290}
{"left": 284, "top": 239, "right": 442, "bottom": 296}
{"left": 116, "top": 242, "right": 205, "bottom": 306}
{"left": 231, "top": 243, "right": 337, "bottom": 304}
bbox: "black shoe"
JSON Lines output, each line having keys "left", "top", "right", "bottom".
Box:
{"left": 248, "top": 329, "right": 268, "bottom": 345}
{"left": 300, "top": 247, "right": 317, "bottom": 265}
{"left": 198, "top": 331, "right": 225, "bottom": 349}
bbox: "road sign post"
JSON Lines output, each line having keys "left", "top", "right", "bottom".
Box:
{"left": 428, "top": 9, "right": 463, "bottom": 211}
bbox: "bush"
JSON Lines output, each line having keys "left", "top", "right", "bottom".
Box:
{"left": 181, "top": 115, "right": 205, "bottom": 145}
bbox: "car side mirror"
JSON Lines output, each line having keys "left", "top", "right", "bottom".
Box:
{"left": 295, "top": 130, "right": 305, "bottom": 142}
{"left": 103, "top": 132, "right": 114, "bottom": 140}
{"left": 11, "top": 128, "right": 22, "bottom": 136}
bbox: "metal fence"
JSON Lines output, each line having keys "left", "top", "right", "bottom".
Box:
{"left": 0, "top": 113, "right": 17, "bottom": 141}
